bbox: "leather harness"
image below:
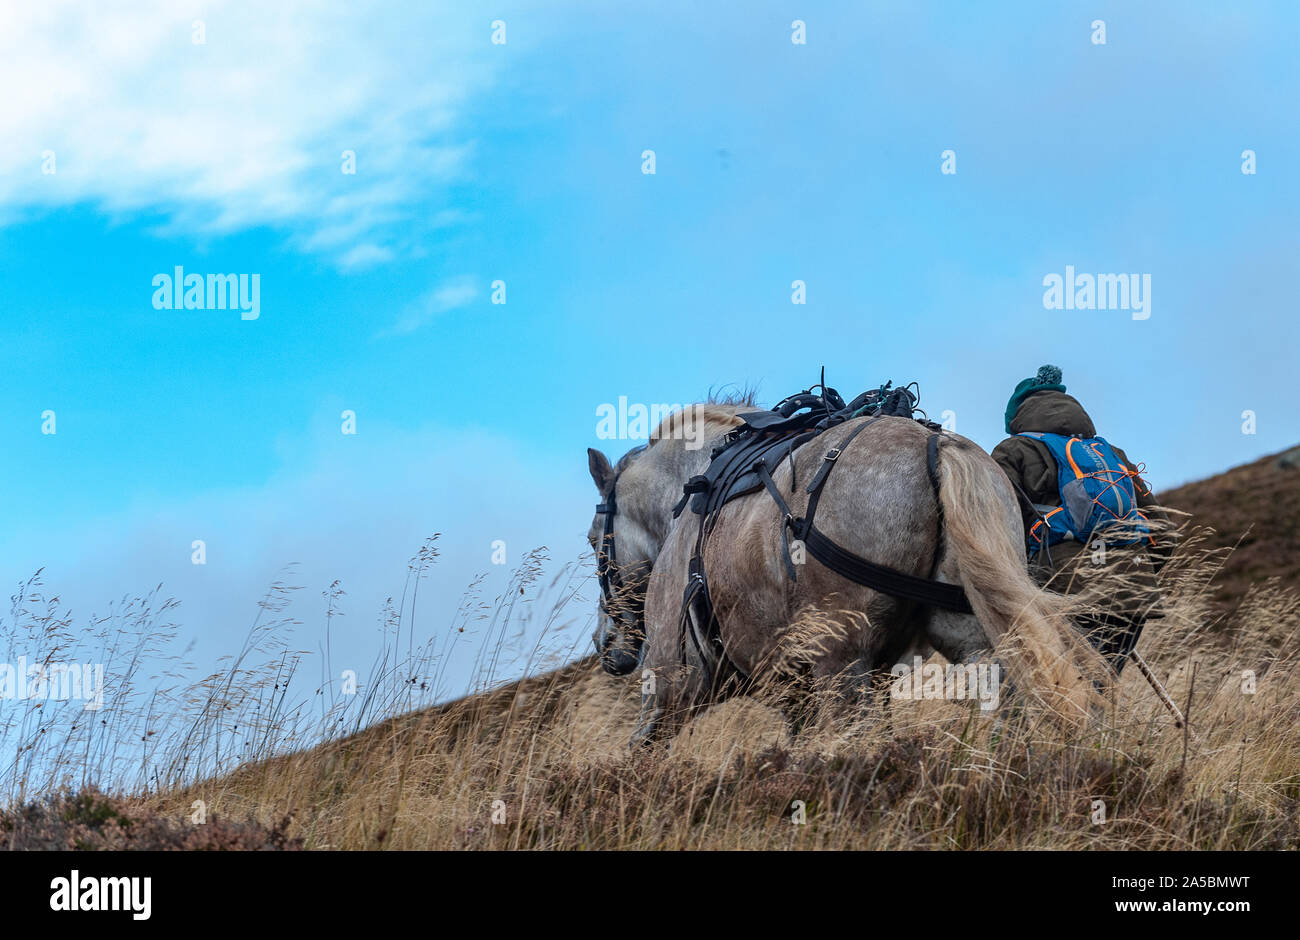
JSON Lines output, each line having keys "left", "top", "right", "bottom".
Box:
{"left": 670, "top": 383, "right": 973, "bottom": 689}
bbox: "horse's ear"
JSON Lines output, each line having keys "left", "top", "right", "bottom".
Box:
{"left": 587, "top": 447, "right": 615, "bottom": 492}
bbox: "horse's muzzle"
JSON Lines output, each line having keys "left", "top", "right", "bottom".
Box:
{"left": 593, "top": 621, "right": 642, "bottom": 676}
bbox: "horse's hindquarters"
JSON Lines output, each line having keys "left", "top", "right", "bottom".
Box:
{"left": 704, "top": 419, "right": 947, "bottom": 683}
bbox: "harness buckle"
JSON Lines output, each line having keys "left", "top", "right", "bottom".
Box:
{"left": 682, "top": 475, "right": 709, "bottom": 494}
{"left": 824, "top": 447, "right": 842, "bottom": 461}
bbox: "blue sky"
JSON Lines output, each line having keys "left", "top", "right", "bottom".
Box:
{"left": 1, "top": 1, "right": 1297, "bottom": 702}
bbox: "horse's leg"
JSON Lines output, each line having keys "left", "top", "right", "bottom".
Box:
{"left": 768, "top": 668, "right": 817, "bottom": 737}
{"left": 631, "top": 525, "right": 712, "bottom": 747}
{"left": 891, "top": 632, "right": 935, "bottom": 669}
{"left": 776, "top": 611, "right": 901, "bottom": 736}
{"left": 629, "top": 663, "right": 703, "bottom": 746}
{"left": 926, "top": 608, "right": 1018, "bottom": 716}
{"left": 924, "top": 609, "right": 989, "bottom": 664}
{"left": 629, "top": 696, "right": 672, "bottom": 747}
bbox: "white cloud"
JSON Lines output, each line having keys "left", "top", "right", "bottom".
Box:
{"left": 382, "top": 276, "right": 479, "bottom": 335}
{"left": 338, "top": 243, "right": 396, "bottom": 272}
{"left": 0, "top": 2, "right": 494, "bottom": 267}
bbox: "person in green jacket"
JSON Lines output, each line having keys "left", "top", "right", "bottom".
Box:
{"left": 991, "top": 365, "right": 1172, "bottom": 673}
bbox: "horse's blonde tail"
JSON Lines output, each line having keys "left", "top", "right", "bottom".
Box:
{"left": 936, "top": 437, "right": 1107, "bottom": 722}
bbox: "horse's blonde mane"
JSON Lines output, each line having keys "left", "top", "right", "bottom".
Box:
{"left": 649, "top": 402, "right": 748, "bottom": 448}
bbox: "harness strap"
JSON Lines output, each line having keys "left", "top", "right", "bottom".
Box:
{"left": 802, "top": 524, "right": 974, "bottom": 614}
{"left": 672, "top": 475, "right": 708, "bottom": 518}
{"left": 793, "top": 422, "right": 974, "bottom": 615}
{"left": 679, "top": 542, "right": 750, "bottom": 691}
{"left": 680, "top": 559, "right": 712, "bottom": 669}
{"left": 680, "top": 478, "right": 738, "bottom": 689}
{"left": 755, "top": 462, "right": 800, "bottom": 581}
{"left": 800, "top": 416, "right": 885, "bottom": 540}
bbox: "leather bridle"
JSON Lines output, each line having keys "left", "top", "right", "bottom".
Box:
{"left": 594, "top": 471, "right": 648, "bottom": 634}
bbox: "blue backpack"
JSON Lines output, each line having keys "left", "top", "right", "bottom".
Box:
{"left": 1016, "top": 432, "right": 1151, "bottom": 552}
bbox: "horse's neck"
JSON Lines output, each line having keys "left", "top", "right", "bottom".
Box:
{"left": 632, "top": 403, "right": 746, "bottom": 559}
{"left": 640, "top": 436, "right": 719, "bottom": 551}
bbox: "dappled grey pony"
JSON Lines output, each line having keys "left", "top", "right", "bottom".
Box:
{"left": 588, "top": 401, "right": 1103, "bottom": 744}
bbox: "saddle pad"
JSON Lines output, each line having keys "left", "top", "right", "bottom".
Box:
{"left": 691, "top": 429, "right": 816, "bottom": 518}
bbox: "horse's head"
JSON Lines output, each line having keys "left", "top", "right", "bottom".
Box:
{"left": 588, "top": 445, "right": 655, "bottom": 676}
{"left": 585, "top": 403, "right": 749, "bottom": 676}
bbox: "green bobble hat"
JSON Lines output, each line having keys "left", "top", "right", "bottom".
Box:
{"left": 1004, "top": 364, "right": 1065, "bottom": 432}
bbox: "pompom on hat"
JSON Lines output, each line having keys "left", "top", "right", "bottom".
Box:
{"left": 1004, "top": 364, "right": 1065, "bottom": 432}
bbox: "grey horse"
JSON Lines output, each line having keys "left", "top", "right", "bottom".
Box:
{"left": 588, "top": 403, "right": 1103, "bottom": 744}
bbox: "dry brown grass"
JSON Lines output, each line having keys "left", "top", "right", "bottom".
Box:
{"left": 5, "top": 520, "right": 1298, "bottom": 851}
{"left": 126, "top": 527, "right": 1300, "bottom": 851}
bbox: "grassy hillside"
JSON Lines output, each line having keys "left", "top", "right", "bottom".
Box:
{"left": 147, "top": 567, "right": 1296, "bottom": 850}
{"left": 1160, "top": 445, "right": 1300, "bottom": 617}
{"left": 4, "top": 449, "right": 1298, "bottom": 850}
